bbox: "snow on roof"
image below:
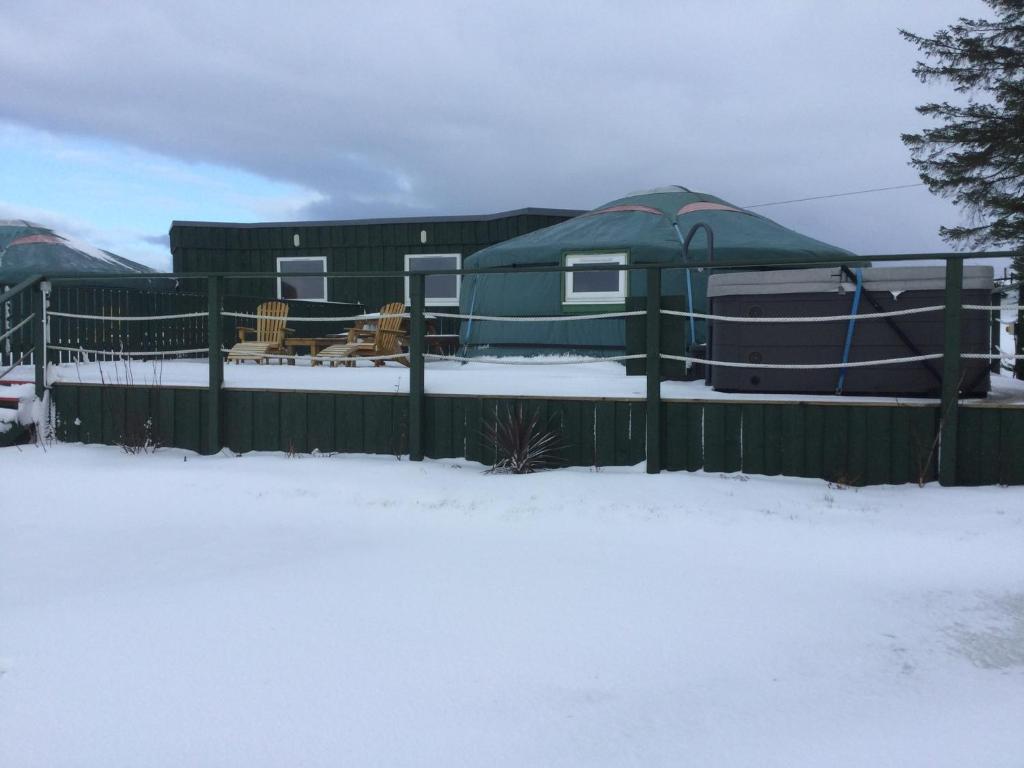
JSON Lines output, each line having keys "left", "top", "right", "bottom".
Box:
{"left": 621, "top": 185, "right": 693, "bottom": 197}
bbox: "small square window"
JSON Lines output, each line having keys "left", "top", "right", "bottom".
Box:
{"left": 277, "top": 256, "right": 327, "bottom": 301}
{"left": 405, "top": 254, "right": 461, "bottom": 306}
{"left": 564, "top": 252, "right": 627, "bottom": 305}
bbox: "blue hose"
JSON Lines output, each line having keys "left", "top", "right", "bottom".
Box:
{"left": 835, "top": 268, "right": 863, "bottom": 394}
{"left": 461, "top": 279, "right": 478, "bottom": 355}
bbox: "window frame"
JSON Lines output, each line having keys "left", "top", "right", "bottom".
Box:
{"left": 562, "top": 251, "right": 629, "bottom": 307}
{"left": 404, "top": 253, "right": 462, "bottom": 307}
{"left": 276, "top": 255, "right": 328, "bottom": 302}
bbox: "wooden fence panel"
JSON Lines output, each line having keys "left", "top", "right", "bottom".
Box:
{"left": 224, "top": 390, "right": 254, "bottom": 454}
{"left": 306, "top": 393, "right": 335, "bottom": 453}
{"left": 46, "top": 384, "right": 1016, "bottom": 485}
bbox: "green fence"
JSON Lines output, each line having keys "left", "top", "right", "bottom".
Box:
{"left": 48, "top": 382, "right": 1024, "bottom": 485}
{"left": 4, "top": 250, "right": 1024, "bottom": 486}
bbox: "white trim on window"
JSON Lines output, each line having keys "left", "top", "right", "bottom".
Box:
{"left": 564, "top": 252, "right": 628, "bottom": 304}
{"left": 276, "top": 256, "right": 328, "bottom": 302}
{"left": 404, "top": 253, "right": 461, "bottom": 307}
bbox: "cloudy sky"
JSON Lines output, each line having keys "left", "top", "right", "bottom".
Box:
{"left": 0, "top": 0, "right": 992, "bottom": 270}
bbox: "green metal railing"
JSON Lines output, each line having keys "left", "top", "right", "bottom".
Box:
{"left": 13, "top": 249, "right": 1022, "bottom": 486}
{"left": 0, "top": 275, "right": 45, "bottom": 396}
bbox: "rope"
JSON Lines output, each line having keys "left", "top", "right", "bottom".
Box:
{"left": 0, "top": 313, "right": 34, "bottom": 344}
{"left": 48, "top": 311, "right": 208, "bottom": 321}
{"left": 43, "top": 304, "right": 1020, "bottom": 327}
{"left": 660, "top": 352, "right": 944, "bottom": 370}
{"left": 963, "top": 304, "right": 1024, "bottom": 312}
{"left": 660, "top": 305, "right": 945, "bottom": 323}
{"left": 220, "top": 302, "right": 1020, "bottom": 328}
{"left": 424, "top": 354, "right": 646, "bottom": 365}
{"left": 222, "top": 311, "right": 407, "bottom": 322}
{"left": 962, "top": 353, "right": 1024, "bottom": 360}
{"left": 428, "top": 310, "right": 645, "bottom": 322}
{"left": 49, "top": 346, "right": 208, "bottom": 358}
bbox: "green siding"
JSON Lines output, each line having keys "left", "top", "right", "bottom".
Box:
{"left": 169, "top": 213, "right": 576, "bottom": 335}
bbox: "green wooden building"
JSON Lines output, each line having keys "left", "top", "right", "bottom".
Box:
{"left": 169, "top": 209, "right": 582, "bottom": 323}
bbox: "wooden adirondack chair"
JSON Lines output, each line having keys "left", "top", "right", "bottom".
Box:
{"left": 227, "top": 301, "right": 289, "bottom": 363}
{"left": 316, "top": 302, "right": 409, "bottom": 368}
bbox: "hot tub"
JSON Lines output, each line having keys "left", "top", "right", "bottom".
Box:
{"left": 706, "top": 265, "right": 994, "bottom": 396}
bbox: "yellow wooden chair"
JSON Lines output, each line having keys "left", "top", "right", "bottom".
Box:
{"left": 316, "top": 302, "right": 409, "bottom": 367}
{"left": 227, "top": 301, "right": 289, "bottom": 363}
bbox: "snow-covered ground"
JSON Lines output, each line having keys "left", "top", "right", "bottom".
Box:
{"left": 28, "top": 358, "right": 1024, "bottom": 405}
{"left": 2, "top": 444, "right": 1022, "bottom": 767}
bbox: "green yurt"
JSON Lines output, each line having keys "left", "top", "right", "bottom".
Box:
{"left": 458, "top": 186, "right": 855, "bottom": 356}
{"left": 0, "top": 220, "right": 156, "bottom": 287}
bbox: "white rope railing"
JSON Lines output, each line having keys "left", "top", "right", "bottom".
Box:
{"left": 424, "top": 354, "right": 645, "bottom": 365}
{"left": 36, "top": 298, "right": 1024, "bottom": 373}
{"left": 660, "top": 352, "right": 945, "bottom": 370}
{"left": 48, "top": 310, "right": 208, "bottom": 321}
{"left": 44, "top": 346, "right": 1021, "bottom": 368}
{"left": 655, "top": 302, "right": 1023, "bottom": 324}
{"left": 962, "top": 352, "right": 1024, "bottom": 361}
{"left": 222, "top": 311, "right": 407, "bottom": 322}
{"left": 660, "top": 306, "right": 945, "bottom": 323}
{"left": 45, "top": 303, "right": 1021, "bottom": 327}
{"left": 964, "top": 304, "right": 1023, "bottom": 312}
{"left": 429, "top": 310, "right": 645, "bottom": 322}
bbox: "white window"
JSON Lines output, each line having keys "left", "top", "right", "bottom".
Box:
{"left": 404, "top": 253, "right": 461, "bottom": 306}
{"left": 564, "top": 252, "right": 627, "bottom": 304}
{"left": 277, "top": 256, "right": 327, "bottom": 301}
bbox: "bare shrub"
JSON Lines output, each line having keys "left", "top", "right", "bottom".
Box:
{"left": 119, "top": 415, "right": 160, "bottom": 455}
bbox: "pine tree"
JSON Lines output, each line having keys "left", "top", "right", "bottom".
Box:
{"left": 901, "top": 1, "right": 1024, "bottom": 376}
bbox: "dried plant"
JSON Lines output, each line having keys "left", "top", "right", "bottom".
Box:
{"left": 118, "top": 416, "right": 160, "bottom": 455}
{"left": 483, "top": 403, "right": 565, "bottom": 474}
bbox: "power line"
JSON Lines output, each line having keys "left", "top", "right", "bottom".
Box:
{"left": 742, "top": 182, "right": 926, "bottom": 209}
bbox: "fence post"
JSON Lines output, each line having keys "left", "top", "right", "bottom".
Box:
{"left": 32, "top": 279, "right": 46, "bottom": 398}
{"left": 206, "top": 275, "right": 223, "bottom": 455}
{"left": 939, "top": 259, "right": 963, "bottom": 486}
{"left": 990, "top": 290, "right": 1001, "bottom": 375}
{"left": 646, "top": 267, "right": 662, "bottom": 474}
{"left": 409, "top": 273, "right": 425, "bottom": 461}
{"left": 1017, "top": 289, "right": 1024, "bottom": 381}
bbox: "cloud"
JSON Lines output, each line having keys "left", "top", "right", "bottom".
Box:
{"left": 0, "top": 0, "right": 992, "bottom": 254}
{"left": 141, "top": 233, "right": 170, "bottom": 248}
{"left": 0, "top": 200, "right": 99, "bottom": 241}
